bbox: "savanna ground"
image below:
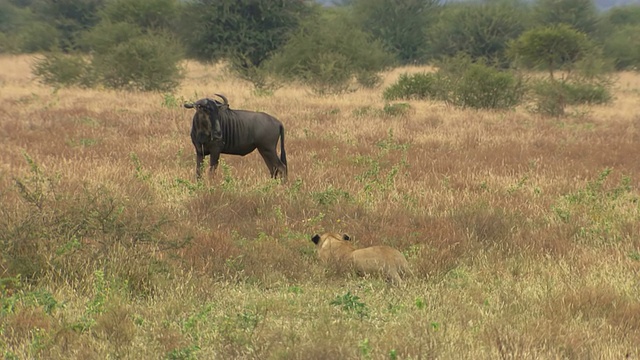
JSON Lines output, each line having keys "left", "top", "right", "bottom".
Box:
{"left": 1, "top": 54, "right": 639, "bottom": 359}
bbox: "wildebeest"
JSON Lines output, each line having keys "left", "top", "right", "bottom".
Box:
{"left": 184, "top": 94, "right": 287, "bottom": 180}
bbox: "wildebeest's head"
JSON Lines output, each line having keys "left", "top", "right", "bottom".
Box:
{"left": 184, "top": 94, "right": 229, "bottom": 144}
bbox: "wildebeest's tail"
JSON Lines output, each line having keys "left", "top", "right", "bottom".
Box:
{"left": 279, "top": 124, "right": 287, "bottom": 167}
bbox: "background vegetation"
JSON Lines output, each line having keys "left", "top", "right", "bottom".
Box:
{"left": 0, "top": 0, "right": 638, "bottom": 93}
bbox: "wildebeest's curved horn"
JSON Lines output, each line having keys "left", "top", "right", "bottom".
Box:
{"left": 214, "top": 93, "right": 228, "bottom": 106}
{"left": 183, "top": 102, "right": 194, "bottom": 109}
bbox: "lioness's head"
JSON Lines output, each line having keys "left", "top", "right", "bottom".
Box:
{"left": 311, "top": 232, "right": 350, "bottom": 246}
{"left": 311, "top": 232, "right": 354, "bottom": 264}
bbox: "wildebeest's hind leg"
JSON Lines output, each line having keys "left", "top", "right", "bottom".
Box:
{"left": 258, "top": 148, "right": 286, "bottom": 180}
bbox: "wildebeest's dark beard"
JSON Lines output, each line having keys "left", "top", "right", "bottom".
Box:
{"left": 194, "top": 111, "right": 212, "bottom": 144}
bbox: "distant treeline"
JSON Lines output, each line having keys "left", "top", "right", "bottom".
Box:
{"left": 2, "top": 0, "right": 639, "bottom": 66}
{"left": 2, "top": 0, "right": 639, "bottom": 93}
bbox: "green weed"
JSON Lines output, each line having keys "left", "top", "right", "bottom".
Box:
{"left": 330, "top": 291, "right": 369, "bottom": 320}
{"left": 130, "top": 152, "right": 152, "bottom": 181}
{"left": 311, "top": 185, "right": 351, "bottom": 206}
{"left": 162, "top": 93, "right": 185, "bottom": 108}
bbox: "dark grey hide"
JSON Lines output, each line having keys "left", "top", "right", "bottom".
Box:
{"left": 184, "top": 94, "right": 287, "bottom": 180}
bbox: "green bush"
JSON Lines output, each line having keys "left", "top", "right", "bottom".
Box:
{"left": 267, "top": 12, "right": 394, "bottom": 94}
{"left": 32, "top": 51, "right": 94, "bottom": 88}
{"left": 383, "top": 56, "right": 524, "bottom": 110}
{"left": 92, "top": 32, "right": 183, "bottom": 92}
{"left": 563, "top": 81, "right": 612, "bottom": 105}
{"left": 449, "top": 62, "right": 525, "bottom": 109}
{"left": 34, "top": 22, "right": 184, "bottom": 92}
{"left": 530, "top": 80, "right": 567, "bottom": 116}
{"left": 300, "top": 52, "right": 354, "bottom": 94}
{"left": 438, "top": 56, "right": 525, "bottom": 110}
{"left": 383, "top": 72, "right": 442, "bottom": 101}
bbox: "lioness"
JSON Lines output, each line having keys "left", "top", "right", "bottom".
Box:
{"left": 311, "top": 232, "right": 410, "bottom": 285}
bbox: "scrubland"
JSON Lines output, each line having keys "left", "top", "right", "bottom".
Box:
{"left": 1, "top": 55, "right": 639, "bottom": 359}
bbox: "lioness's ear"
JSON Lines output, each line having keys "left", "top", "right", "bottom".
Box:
{"left": 311, "top": 234, "right": 321, "bottom": 245}
{"left": 342, "top": 234, "right": 351, "bottom": 241}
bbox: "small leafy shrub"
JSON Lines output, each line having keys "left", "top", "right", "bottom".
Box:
{"left": 563, "top": 81, "right": 612, "bottom": 105}
{"left": 383, "top": 103, "right": 412, "bottom": 117}
{"left": 311, "top": 186, "right": 351, "bottom": 206}
{"left": 530, "top": 79, "right": 613, "bottom": 116}
{"left": 32, "top": 51, "right": 94, "bottom": 88}
{"left": 383, "top": 72, "right": 442, "bottom": 100}
{"left": 166, "top": 345, "right": 200, "bottom": 360}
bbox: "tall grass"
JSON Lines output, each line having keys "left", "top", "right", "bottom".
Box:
{"left": 1, "top": 55, "right": 639, "bottom": 358}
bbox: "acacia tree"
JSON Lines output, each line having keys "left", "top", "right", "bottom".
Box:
{"left": 509, "top": 25, "right": 611, "bottom": 116}
{"left": 509, "top": 24, "right": 591, "bottom": 79}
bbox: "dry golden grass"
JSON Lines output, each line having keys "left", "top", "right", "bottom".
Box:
{"left": 1, "top": 55, "right": 640, "bottom": 359}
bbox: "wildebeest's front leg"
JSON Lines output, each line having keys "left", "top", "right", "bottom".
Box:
{"left": 195, "top": 152, "right": 205, "bottom": 180}
{"left": 208, "top": 148, "right": 221, "bottom": 176}
{"left": 207, "top": 139, "right": 225, "bottom": 176}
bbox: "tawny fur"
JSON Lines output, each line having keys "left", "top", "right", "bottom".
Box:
{"left": 311, "top": 232, "right": 410, "bottom": 285}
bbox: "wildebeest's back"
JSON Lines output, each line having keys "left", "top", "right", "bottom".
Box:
{"left": 220, "top": 110, "right": 283, "bottom": 156}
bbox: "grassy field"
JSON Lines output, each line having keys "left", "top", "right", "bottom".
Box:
{"left": 1, "top": 54, "right": 639, "bottom": 359}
